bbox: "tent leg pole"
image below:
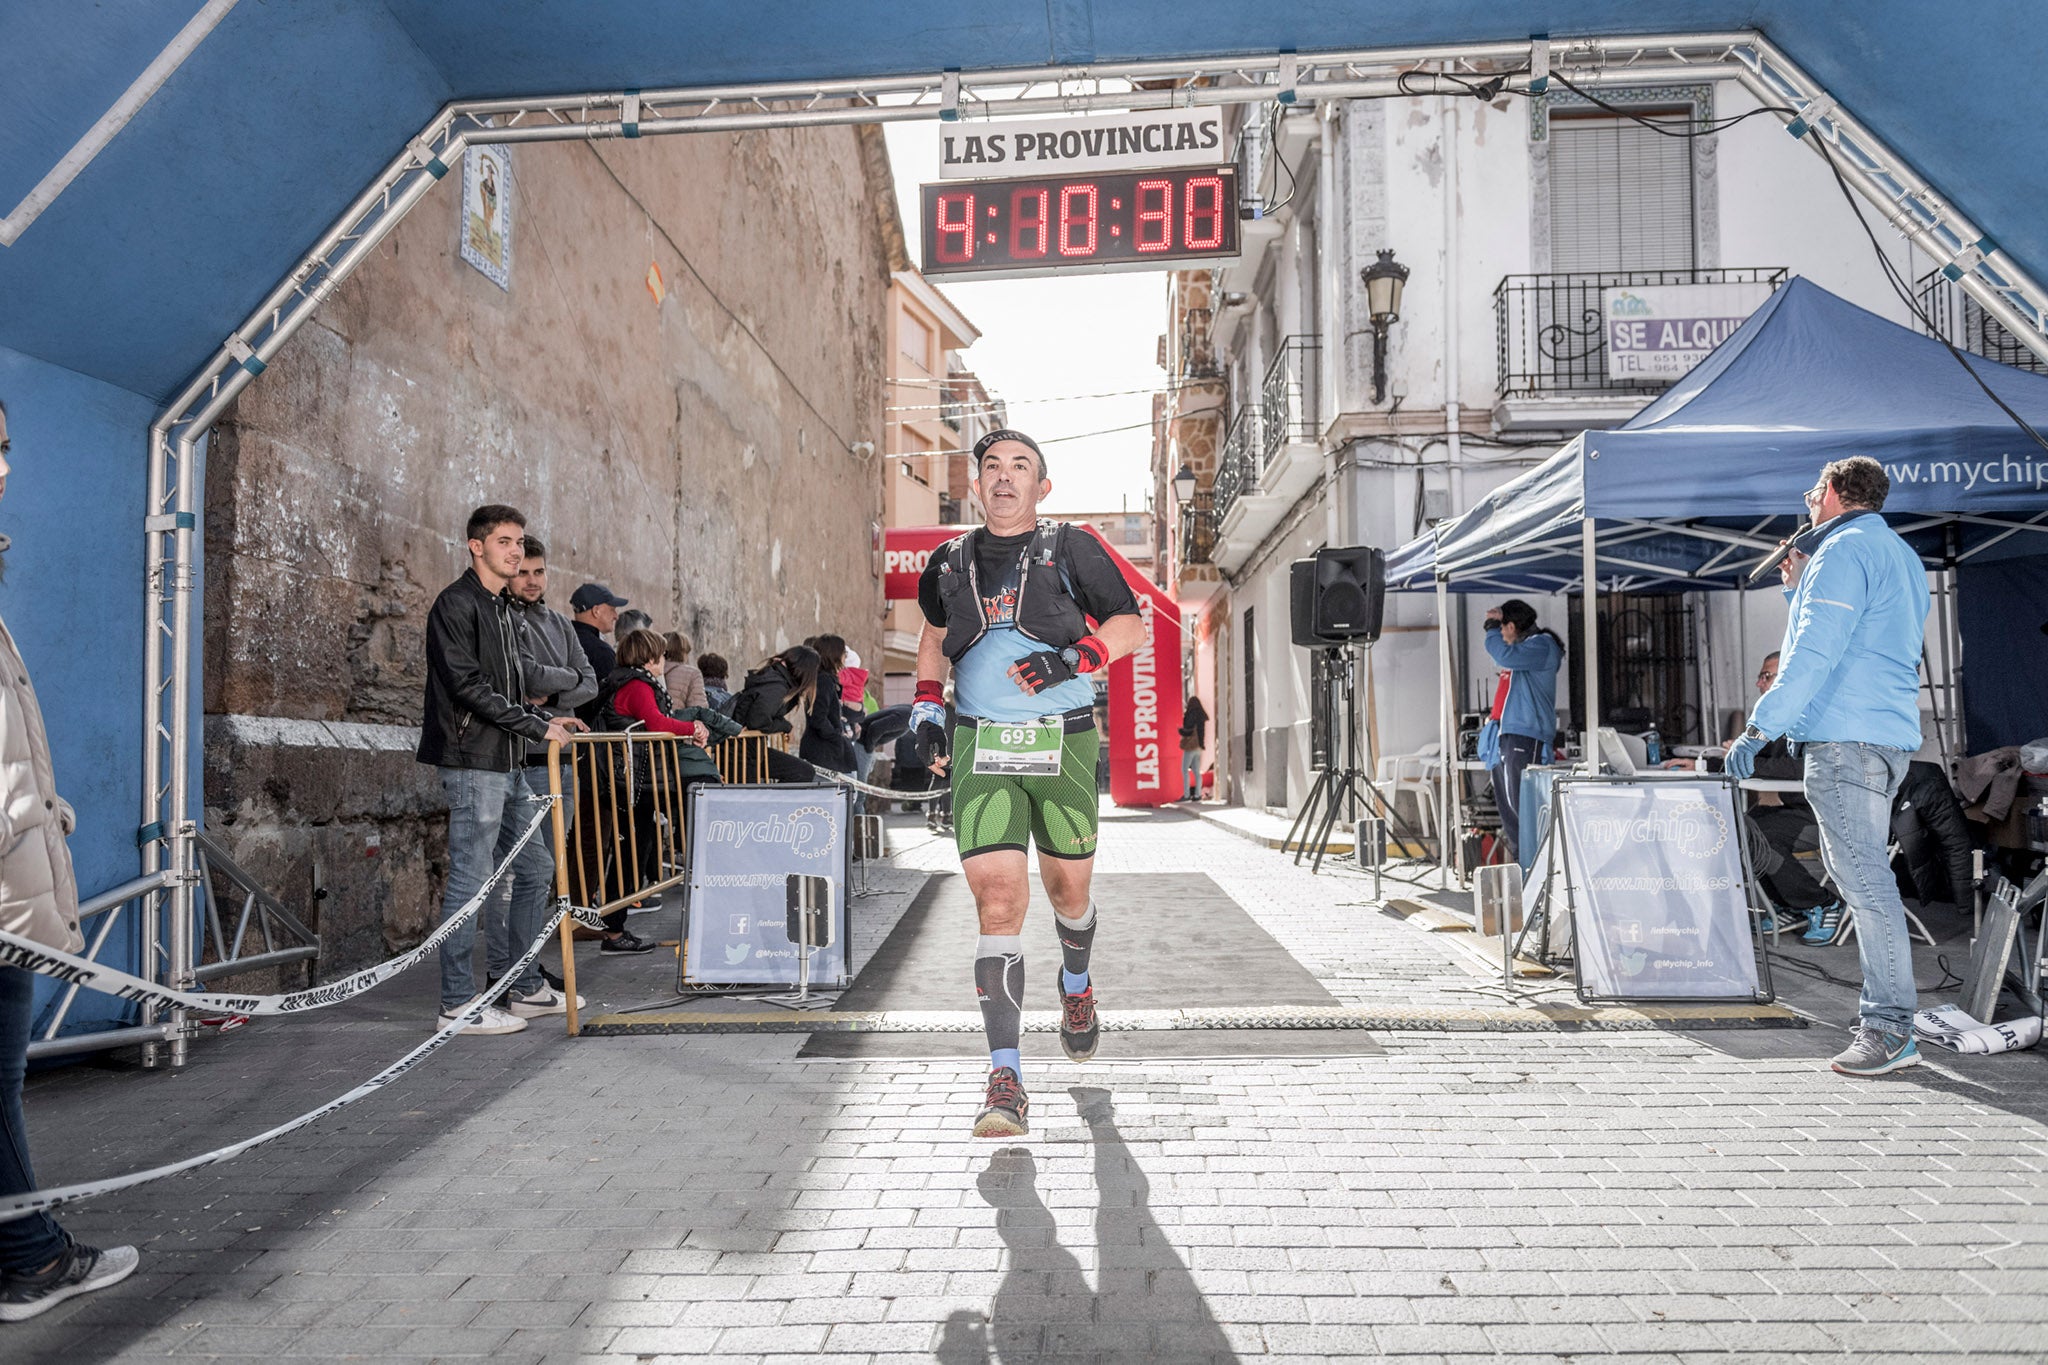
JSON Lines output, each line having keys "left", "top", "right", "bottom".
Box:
{"left": 1581, "top": 518, "right": 1600, "bottom": 769}
{"left": 1436, "top": 577, "right": 1458, "bottom": 887}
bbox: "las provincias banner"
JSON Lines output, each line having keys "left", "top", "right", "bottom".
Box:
{"left": 882, "top": 525, "right": 1183, "bottom": 808}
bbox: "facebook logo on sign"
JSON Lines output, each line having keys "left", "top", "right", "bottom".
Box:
{"left": 729, "top": 915, "right": 750, "bottom": 935}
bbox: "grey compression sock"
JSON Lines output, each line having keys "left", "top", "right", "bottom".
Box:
{"left": 974, "top": 933, "right": 1025, "bottom": 1075}
{"left": 1055, "top": 902, "right": 1097, "bottom": 995}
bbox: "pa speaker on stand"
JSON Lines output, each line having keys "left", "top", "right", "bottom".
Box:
{"left": 1282, "top": 547, "right": 1427, "bottom": 874}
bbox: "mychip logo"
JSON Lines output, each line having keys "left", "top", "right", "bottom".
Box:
{"left": 705, "top": 805, "right": 837, "bottom": 859}
{"left": 1581, "top": 800, "right": 1728, "bottom": 860}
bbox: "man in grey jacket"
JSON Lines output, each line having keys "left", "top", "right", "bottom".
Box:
{"left": 484, "top": 535, "right": 598, "bottom": 1002}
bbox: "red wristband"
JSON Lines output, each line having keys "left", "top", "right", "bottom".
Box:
{"left": 914, "top": 680, "right": 945, "bottom": 705}
{"left": 1072, "top": 635, "right": 1108, "bottom": 673}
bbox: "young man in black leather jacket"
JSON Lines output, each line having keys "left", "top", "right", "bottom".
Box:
{"left": 418, "top": 505, "right": 583, "bottom": 1034}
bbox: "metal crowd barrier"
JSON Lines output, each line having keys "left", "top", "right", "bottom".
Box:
{"left": 545, "top": 728, "right": 775, "bottom": 1033}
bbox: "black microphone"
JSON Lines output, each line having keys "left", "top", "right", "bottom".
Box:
{"left": 1747, "top": 519, "right": 1812, "bottom": 586}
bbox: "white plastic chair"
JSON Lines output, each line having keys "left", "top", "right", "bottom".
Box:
{"left": 1375, "top": 741, "right": 1442, "bottom": 839}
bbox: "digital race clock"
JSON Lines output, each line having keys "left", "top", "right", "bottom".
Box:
{"left": 919, "top": 166, "right": 1240, "bottom": 280}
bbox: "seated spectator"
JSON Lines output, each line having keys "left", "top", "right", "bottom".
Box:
{"left": 1892, "top": 760, "right": 1975, "bottom": 911}
{"left": 731, "top": 645, "right": 822, "bottom": 783}
{"left": 699, "top": 652, "right": 735, "bottom": 716}
{"left": 599, "top": 628, "right": 741, "bottom": 844}
{"left": 660, "top": 630, "right": 709, "bottom": 712}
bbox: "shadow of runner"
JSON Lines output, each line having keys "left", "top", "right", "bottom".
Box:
{"left": 943, "top": 1091, "right": 1239, "bottom": 1364}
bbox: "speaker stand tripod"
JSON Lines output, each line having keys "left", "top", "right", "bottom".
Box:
{"left": 1283, "top": 645, "right": 1433, "bottom": 875}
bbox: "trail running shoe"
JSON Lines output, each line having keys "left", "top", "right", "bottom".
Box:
{"left": 1059, "top": 985, "right": 1100, "bottom": 1062}
{"left": 0, "top": 1241, "right": 140, "bottom": 1322}
{"left": 1802, "top": 902, "right": 1844, "bottom": 944}
{"left": 1831, "top": 1026, "right": 1921, "bottom": 1077}
{"left": 972, "top": 1067, "right": 1029, "bottom": 1138}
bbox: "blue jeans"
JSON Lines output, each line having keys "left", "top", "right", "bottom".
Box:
{"left": 485, "top": 765, "right": 560, "bottom": 986}
{"left": 0, "top": 966, "right": 69, "bottom": 1271}
{"left": 440, "top": 766, "right": 554, "bottom": 1011}
{"left": 1490, "top": 734, "right": 1541, "bottom": 864}
{"left": 1804, "top": 741, "right": 1914, "bottom": 1036}
{"left": 1181, "top": 748, "right": 1202, "bottom": 798}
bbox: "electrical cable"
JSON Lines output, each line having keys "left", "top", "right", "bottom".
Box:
{"left": 1808, "top": 135, "right": 2048, "bottom": 460}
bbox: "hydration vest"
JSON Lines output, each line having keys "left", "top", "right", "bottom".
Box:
{"left": 935, "top": 520, "right": 1089, "bottom": 662}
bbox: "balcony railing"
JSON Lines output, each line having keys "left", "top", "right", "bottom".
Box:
{"left": 1212, "top": 406, "right": 1262, "bottom": 522}
{"left": 1260, "top": 335, "right": 1320, "bottom": 462}
{"left": 1915, "top": 268, "right": 2047, "bottom": 375}
{"left": 1177, "top": 495, "right": 1217, "bottom": 569}
{"left": 1494, "top": 267, "right": 1788, "bottom": 398}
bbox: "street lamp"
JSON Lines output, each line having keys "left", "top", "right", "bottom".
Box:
{"left": 1360, "top": 248, "right": 1409, "bottom": 406}
{"left": 1172, "top": 462, "right": 1198, "bottom": 503}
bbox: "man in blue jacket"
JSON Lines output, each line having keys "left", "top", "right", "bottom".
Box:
{"left": 1482, "top": 599, "right": 1563, "bottom": 864}
{"left": 1727, "top": 456, "right": 1929, "bottom": 1077}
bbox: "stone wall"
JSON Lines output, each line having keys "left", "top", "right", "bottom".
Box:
{"left": 203, "top": 125, "right": 895, "bottom": 979}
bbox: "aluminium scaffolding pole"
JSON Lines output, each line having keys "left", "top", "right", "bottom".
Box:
{"left": 129, "top": 30, "right": 2048, "bottom": 1064}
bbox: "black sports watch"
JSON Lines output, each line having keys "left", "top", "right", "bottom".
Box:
{"left": 1059, "top": 646, "right": 1082, "bottom": 670}
{"left": 1742, "top": 723, "right": 1767, "bottom": 742}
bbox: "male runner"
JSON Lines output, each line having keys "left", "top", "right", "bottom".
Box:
{"left": 913, "top": 429, "right": 1145, "bottom": 1137}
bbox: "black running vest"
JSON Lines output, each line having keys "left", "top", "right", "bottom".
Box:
{"left": 934, "top": 521, "right": 1089, "bottom": 662}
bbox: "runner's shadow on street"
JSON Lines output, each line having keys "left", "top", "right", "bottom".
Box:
{"left": 940, "top": 1086, "right": 1239, "bottom": 1365}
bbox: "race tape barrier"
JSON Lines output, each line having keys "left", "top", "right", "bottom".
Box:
{"left": 0, "top": 799, "right": 561, "bottom": 1018}
{"left": 814, "top": 768, "right": 949, "bottom": 803}
{"left": 0, "top": 898, "right": 573, "bottom": 1224}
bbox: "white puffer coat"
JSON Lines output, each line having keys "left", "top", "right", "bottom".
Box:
{"left": 0, "top": 604, "right": 82, "bottom": 954}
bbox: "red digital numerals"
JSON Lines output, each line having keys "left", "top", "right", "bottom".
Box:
{"left": 1057, "top": 183, "right": 1099, "bottom": 257}
{"left": 1184, "top": 176, "right": 1224, "bottom": 250}
{"left": 1134, "top": 178, "right": 1172, "bottom": 253}
{"left": 1009, "top": 188, "right": 1049, "bottom": 259}
{"left": 934, "top": 190, "right": 975, "bottom": 263}
{"left": 931, "top": 171, "right": 1231, "bottom": 270}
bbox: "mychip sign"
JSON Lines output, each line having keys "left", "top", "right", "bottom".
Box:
{"left": 1603, "top": 281, "right": 1775, "bottom": 380}
{"left": 1551, "top": 777, "right": 1767, "bottom": 1002}
{"left": 682, "top": 784, "right": 850, "bottom": 987}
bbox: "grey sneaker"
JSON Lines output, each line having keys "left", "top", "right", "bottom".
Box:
{"left": 1831, "top": 1026, "right": 1921, "bottom": 1077}
{"left": 0, "top": 1241, "right": 140, "bottom": 1321}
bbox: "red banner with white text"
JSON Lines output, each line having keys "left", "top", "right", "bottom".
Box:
{"left": 882, "top": 525, "right": 1183, "bottom": 808}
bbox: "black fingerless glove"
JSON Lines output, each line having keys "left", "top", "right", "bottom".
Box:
{"left": 1012, "top": 649, "right": 1078, "bottom": 694}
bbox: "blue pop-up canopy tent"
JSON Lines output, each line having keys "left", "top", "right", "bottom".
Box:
{"left": 1390, "top": 277, "right": 2048, "bottom": 596}
{"left": 1387, "top": 276, "right": 2048, "bottom": 856}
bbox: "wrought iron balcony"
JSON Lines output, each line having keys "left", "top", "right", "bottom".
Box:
{"left": 1260, "top": 335, "right": 1320, "bottom": 463}
{"left": 1915, "top": 268, "right": 2047, "bottom": 374}
{"left": 1177, "top": 495, "right": 1217, "bottom": 569}
{"left": 1212, "top": 406, "right": 1263, "bottom": 522}
{"left": 1494, "top": 267, "right": 1788, "bottom": 398}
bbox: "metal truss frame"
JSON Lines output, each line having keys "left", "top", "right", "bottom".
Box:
{"left": 126, "top": 30, "right": 2048, "bottom": 1065}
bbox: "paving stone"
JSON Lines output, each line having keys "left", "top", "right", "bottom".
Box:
{"left": 9, "top": 816, "right": 2048, "bottom": 1361}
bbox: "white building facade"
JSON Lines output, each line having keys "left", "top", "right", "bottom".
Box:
{"left": 1156, "top": 74, "right": 2000, "bottom": 817}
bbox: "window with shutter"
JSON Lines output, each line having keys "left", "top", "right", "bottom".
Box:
{"left": 1548, "top": 112, "right": 1696, "bottom": 273}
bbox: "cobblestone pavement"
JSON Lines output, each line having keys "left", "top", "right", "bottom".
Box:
{"left": 10, "top": 807, "right": 2048, "bottom": 1362}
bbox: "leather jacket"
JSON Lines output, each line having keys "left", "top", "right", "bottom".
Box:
{"left": 417, "top": 569, "right": 551, "bottom": 771}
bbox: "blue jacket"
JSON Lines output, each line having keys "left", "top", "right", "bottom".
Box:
{"left": 1483, "top": 626, "right": 1562, "bottom": 744}
{"left": 1751, "top": 512, "right": 1927, "bottom": 750}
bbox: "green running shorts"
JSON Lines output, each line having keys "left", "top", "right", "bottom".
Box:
{"left": 950, "top": 721, "right": 1101, "bottom": 861}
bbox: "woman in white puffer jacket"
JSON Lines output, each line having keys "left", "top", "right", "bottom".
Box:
{"left": 0, "top": 399, "right": 138, "bottom": 1321}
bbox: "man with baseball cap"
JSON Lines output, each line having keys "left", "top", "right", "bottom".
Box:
{"left": 569, "top": 583, "right": 627, "bottom": 728}
{"left": 913, "top": 429, "right": 1146, "bottom": 1136}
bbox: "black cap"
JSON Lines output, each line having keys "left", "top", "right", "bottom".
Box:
{"left": 972, "top": 428, "right": 1044, "bottom": 468}
{"left": 570, "top": 583, "right": 628, "bottom": 611}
